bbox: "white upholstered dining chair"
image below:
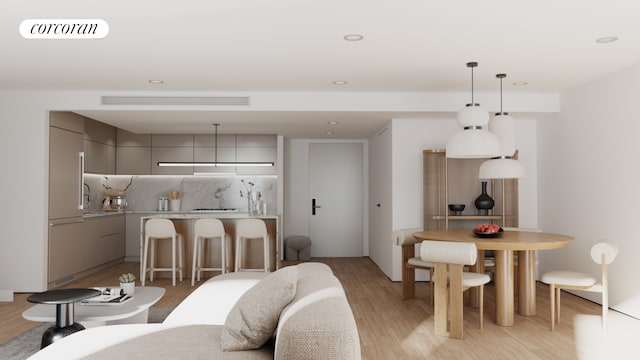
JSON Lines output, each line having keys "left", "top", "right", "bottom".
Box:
{"left": 420, "top": 240, "right": 490, "bottom": 339}
{"left": 541, "top": 241, "right": 618, "bottom": 332}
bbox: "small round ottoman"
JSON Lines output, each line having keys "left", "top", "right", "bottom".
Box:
{"left": 284, "top": 235, "right": 312, "bottom": 261}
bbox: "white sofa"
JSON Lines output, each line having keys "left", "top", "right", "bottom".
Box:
{"left": 28, "top": 262, "right": 361, "bottom": 359}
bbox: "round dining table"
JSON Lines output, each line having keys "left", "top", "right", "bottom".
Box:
{"left": 413, "top": 229, "right": 573, "bottom": 326}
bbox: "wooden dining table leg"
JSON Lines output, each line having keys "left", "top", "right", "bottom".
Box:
{"left": 494, "top": 249, "right": 514, "bottom": 326}
{"left": 518, "top": 250, "right": 537, "bottom": 316}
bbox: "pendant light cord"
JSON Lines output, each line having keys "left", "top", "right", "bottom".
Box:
{"left": 471, "top": 65, "right": 475, "bottom": 105}
{"left": 213, "top": 123, "right": 219, "bottom": 163}
{"left": 499, "top": 76, "right": 503, "bottom": 113}
{"left": 496, "top": 73, "right": 507, "bottom": 115}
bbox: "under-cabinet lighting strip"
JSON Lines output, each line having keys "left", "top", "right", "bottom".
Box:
{"left": 157, "top": 162, "right": 274, "bottom": 167}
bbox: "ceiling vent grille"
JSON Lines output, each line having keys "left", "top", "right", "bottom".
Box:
{"left": 101, "top": 96, "right": 250, "bottom": 106}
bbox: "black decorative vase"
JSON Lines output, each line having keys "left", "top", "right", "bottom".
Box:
{"left": 474, "top": 181, "right": 494, "bottom": 216}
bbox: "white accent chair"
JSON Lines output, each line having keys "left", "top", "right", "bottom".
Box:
{"left": 234, "top": 219, "right": 270, "bottom": 272}
{"left": 191, "top": 218, "right": 231, "bottom": 286}
{"left": 142, "top": 218, "right": 184, "bottom": 286}
{"left": 392, "top": 228, "right": 434, "bottom": 302}
{"left": 420, "top": 240, "right": 490, "bottom": 339}
{"left": 541, "top": 241, "right": 618, "bottom": 332}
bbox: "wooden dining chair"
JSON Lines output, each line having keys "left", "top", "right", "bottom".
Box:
{"left": 392, "top": 228, "right": 434, "bottom": 303}
{"left": 420, "top": 240, "right": 490, "bottom": 339}
{"left": 541, "top": 241, "right": 618, "bottom": 332}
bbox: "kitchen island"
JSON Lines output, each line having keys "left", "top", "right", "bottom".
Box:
{"left": 139, "top": 212, "right": 280, "bottom": 280}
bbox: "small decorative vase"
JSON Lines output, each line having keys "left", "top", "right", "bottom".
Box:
{"left": 120, "top": 282, "right": 135, "bottom": 296}
{"left": 474, "top": 181, "right": 494, "bottom": 216}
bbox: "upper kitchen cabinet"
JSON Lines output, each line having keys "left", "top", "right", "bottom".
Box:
{"left": 83, "top": 117, "right": 116, "bottom": 174}
{"left": 49, "top": 112, "right": 84, "bottom": 219}
{"left": 116, "top": 129, "right": 151, "bottom": 175}
{"left": 151, "top": 134, "right": 194, "bottom": 175}
{"left": 236, "top": 135, "right": 277, "bottom": 175}
{"left": 194, "top": 134, "right": 237, "bottom": 174}
{"left": 114, "top": 132, "right": 278, "bottom": 175}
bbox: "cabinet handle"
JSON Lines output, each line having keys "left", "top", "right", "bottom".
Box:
{"left": 79, "top": 151, "right": 85, "bottom": 210}
{"left": 50, "top": 218, "right": 84, "bottom": 226}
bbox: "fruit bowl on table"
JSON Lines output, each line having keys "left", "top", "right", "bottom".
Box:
{"left": 473, "top": 228, "right": 504, "bottom": 238}
{"left": 473, "top": 223, "right": 504, "bottom": 238}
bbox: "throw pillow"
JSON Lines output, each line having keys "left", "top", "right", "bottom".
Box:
{"left": 221, "top": 265, "right": 298, "bottom": 351}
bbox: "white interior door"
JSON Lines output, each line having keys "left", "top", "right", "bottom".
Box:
{"left": 309, "top": 143, "right": 363, "bottom": 257}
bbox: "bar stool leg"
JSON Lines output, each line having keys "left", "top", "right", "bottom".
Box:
{"left": 191, "top": 236, "right": 199, "bottom": 286}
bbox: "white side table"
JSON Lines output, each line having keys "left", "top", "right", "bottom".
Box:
{"left": 23, "top": 287, "right": 166, "bottom": 328}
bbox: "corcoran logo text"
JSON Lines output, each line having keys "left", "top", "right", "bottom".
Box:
{"left": 20, "top": 19, "right": 109, "bottom": 39}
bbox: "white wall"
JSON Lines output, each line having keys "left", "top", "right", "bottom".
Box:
{"left": 537, "top": 63, "right": 640, "bottom": 318}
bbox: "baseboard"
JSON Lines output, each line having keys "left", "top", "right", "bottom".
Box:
{"left": 0, "top": 290, "right": 14, "bottom": 302}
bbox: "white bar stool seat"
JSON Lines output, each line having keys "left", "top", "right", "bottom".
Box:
{"left": 141, "top": 218, "right": 184, "bottom": 287}
{"left": 235, "top": 219, "right": 270, "bottom": 272}
{"left": 192, "top": 218, "right": 231, "bottom": 286}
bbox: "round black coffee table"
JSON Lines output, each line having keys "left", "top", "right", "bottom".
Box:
{"left": 27, "top": 288, "right": 101, "bottom": 348}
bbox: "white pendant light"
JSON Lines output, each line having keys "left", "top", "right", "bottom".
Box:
{"left": 157, "top": 124, "right": 274, "bottom": 168}
{"left": 479, "top": 74, "right": 525, "bottom": 179}
{"left": 446, "top": 62, "right": 501, "bottom": 159}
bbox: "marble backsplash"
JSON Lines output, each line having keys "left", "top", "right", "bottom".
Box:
{"left": 83, "top": 174, "right": 277, "bottom": 213}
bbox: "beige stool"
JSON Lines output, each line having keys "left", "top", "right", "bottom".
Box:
{"left": 192, "top": 218, "right": 231, "bottom": 286}
{"left": 142, "top": 218, "right": 184, "bottom": 286}
{"left": 235, "top": 219, "right": 270, "bottom": 272}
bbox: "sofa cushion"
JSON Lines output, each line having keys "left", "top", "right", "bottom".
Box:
{"left": 78, "top": 325, "right": 273, "bottom": 360}
{"left": 163, "top": 272, "right": 267, "bottom": 326}
{"left": 221, "top": 265, "right": 299, "bottom": 351}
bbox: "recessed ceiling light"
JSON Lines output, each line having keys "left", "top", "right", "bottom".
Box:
{"left": 148, "top": 80, "right": 164, "bottom": 84}
{"left": 343, "top": 34, "right": 364, "bottom": 41}
{"left": 596, "top": 36, "right": 618, "bottom": 44}
{"left": 333, "top": 80, "right": 348, "bottom": 85}
{"left": 328, "top": 121, "right": 339, "bottom": 125}
{"left": 512, "top": 81, "right": 528, "bottom": 86}
{"left": 325, "top": 131, "right": 336, "bottom": 135}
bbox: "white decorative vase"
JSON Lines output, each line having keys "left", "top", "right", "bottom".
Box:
{"left": 120, "top": 282, "right": 135, "bottom": 295}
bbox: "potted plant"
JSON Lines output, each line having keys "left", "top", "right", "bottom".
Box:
{"left": 119, "top": 273, "right": 136, "bottom": 295}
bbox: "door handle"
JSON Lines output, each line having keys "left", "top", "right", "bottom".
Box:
{"left": 312, "top": 198, "right": 322, "bottom": 215}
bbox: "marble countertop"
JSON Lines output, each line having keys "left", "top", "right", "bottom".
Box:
{"left": 83, "top": 210, "right": 277, "bottom": 219}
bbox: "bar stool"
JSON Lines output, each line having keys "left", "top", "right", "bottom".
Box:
{"left": 192, "top": 218, "right": 231, "bottom": 286}
{"left": 142, "top": 218, "right": 184, "bottom": 286}
{"left": 235, "top": 218, "right": 270, "bottom": 272}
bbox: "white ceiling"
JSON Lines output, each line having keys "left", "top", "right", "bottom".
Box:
{"left": 3, "top": 0, "right": 640, "bottom": 137}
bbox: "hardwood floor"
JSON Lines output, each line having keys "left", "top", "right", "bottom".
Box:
{"left": 1, "top": 258, "right": 635, "bottom": 359}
